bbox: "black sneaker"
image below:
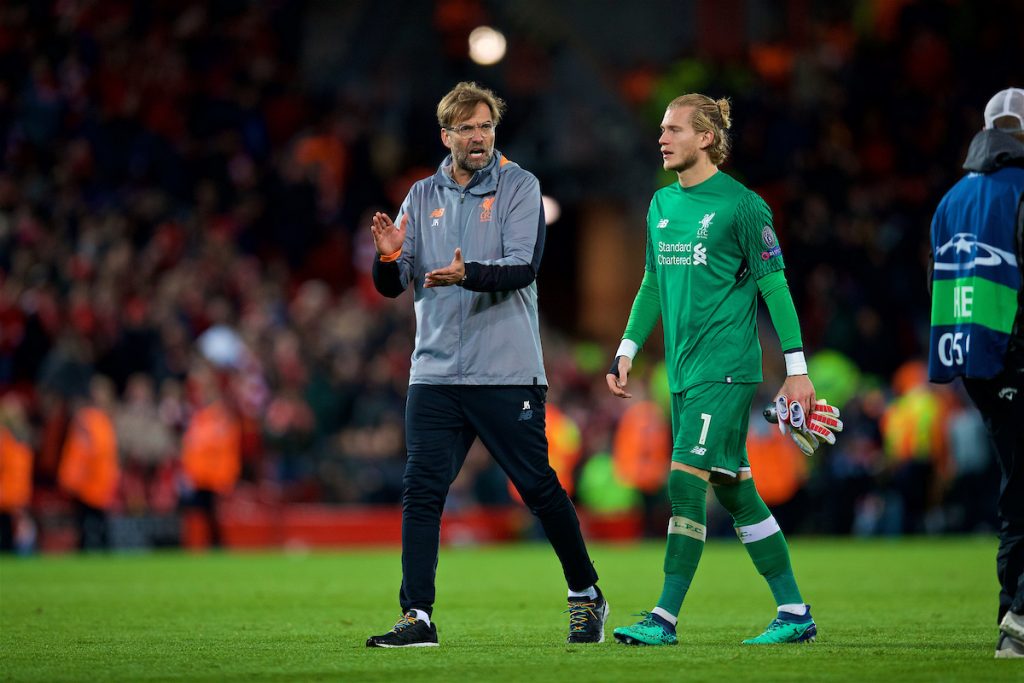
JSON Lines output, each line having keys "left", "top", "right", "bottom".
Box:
{"left": 366, "top": 611, "right": 439, "bottom": 648}
{"left": 566, "top": 588, "right": 609, "bottom": 643}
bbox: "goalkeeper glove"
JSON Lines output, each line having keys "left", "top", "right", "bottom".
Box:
{"left": 804, "top": 399, "right": 843, "bottom": 445}
{"left": 776, "top": 396, "right": 819, "bottom": 456}
{"left": 764, "top": 397, "right": 843, "bottom": 456}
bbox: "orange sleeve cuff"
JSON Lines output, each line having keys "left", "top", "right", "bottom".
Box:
{"left": 379, "top": 247, "right": 402, "bottom": 263}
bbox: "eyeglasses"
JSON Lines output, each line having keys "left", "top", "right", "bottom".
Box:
{"left": 446, "top": 122, "right": 496, "bottom": 137}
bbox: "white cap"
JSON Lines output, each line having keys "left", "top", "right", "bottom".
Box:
{"left": 984, "top": 87, "right": 1024, "bottom": 133}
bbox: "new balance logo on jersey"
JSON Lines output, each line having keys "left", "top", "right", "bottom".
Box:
{"left": 999, "top": 387, "right": 1018, "bottom": 401}
{"left": 690, "top": 446, "right": 706, "bottom": 456}
{"left": 518, "top": 400, "right": 533, "bottom": 421}
{"left": 697, "top": 213, "right": 714, "bottom": 238}
{"left": 693, "top": 243, "right": 707, "bottom": 266}
{"left": 657, "top": 219, "right": 669, "bottom": 229}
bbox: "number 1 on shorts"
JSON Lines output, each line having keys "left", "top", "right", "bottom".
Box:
{"left": 698, "top": 412, "right": 712, "bottom": 445}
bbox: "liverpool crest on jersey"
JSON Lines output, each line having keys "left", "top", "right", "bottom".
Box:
{"left": 697, "top": 213, "right": 714, "bottom": 238}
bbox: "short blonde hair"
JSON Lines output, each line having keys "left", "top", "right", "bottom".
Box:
{"left": 436, "top": 81, "right": 507, "bottom": 129}
{"left": 667, "top": 94, "right": 733, "bottom": 165}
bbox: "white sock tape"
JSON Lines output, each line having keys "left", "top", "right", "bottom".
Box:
{"left": 735, "top": 516, "right": 781, "bottom": 544}
{"left": 668, "top": 516, "right": 707, "bottom": 541}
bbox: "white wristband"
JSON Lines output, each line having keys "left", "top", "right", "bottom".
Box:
{"left": 785, "top": 351, "right": 807, "bottom": 376}
{"left": 616, "top": 339, "right": 639, "bottom": 360}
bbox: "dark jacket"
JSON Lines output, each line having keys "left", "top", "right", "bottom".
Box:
{"left": 928, "top": 130, "right": 1024, "bottom": 380}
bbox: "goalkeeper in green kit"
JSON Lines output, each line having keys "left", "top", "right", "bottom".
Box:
{"left": 607, "top": 94, "right": 842, "bottom": 646}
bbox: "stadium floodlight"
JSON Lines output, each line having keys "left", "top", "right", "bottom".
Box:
{"left": 468, "top": 26, "right": 506, "bottom": 65}
{"left": 542, "top": 195, "right": 561, "bottom": 225}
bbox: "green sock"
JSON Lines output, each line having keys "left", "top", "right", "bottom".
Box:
{"left": 713, "top": 478, "right": 803, "bottom": 607}
{"left": 655, "top": 469, "right": 708, "bottom": 619}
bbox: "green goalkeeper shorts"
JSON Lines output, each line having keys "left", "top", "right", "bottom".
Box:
{"left": 670, "top": 381, "right": 758, "bottom": 479}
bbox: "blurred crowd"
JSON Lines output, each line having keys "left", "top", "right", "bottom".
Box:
{"left": 0, "top": 1, "right": 1018, "bottom": 551}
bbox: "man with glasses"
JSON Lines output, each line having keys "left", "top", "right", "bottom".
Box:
{"left": 366, "top": 82, "right": 606, "bottom": 648}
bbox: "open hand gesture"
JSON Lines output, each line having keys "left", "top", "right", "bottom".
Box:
{"left": 425, "top": 248, "right": 466, "bottom": 288}
{"left": 370, "top": 212, "right": 406, "bottom": 256}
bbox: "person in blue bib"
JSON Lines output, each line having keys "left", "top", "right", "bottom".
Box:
{"left": 928, "top": 87, "right": 1024, "bottom": 659}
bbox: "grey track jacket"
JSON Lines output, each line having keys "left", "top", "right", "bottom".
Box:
{"left": 372, "top": 151, "right": 548, "bottom": 386}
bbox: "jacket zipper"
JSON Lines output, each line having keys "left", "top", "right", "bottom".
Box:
{"left": 458, "top": 189, "right": 465, "bottom": 382}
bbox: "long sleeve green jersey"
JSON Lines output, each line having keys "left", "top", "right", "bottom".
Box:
{"left": 623, "top": 171, "right": 788, "bottom": 393}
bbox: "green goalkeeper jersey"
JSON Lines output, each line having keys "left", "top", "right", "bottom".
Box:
{"left": 625, "top": 171, "right": 785, "bottom": 393}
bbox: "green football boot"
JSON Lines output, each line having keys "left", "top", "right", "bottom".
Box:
{"left": 613, "top": 612, "right": 678, "bottom": 646}
{"left": 742, "top": 607, "right": 816, "bottom": 645}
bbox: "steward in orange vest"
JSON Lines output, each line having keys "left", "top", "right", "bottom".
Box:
{"left": 58, "top": 396, "right": 120, "bottom": 550}
{"left": 0, "top": 424, "right": 33, "bottom": 552}
{"left": 181, "top": 394, "right": 241, "bottom": 548}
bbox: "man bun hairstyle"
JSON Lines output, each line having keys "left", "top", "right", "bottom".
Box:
{"left": 667, "top": 94, "right": 733, "bottom": 166}
{"left": 437, "top": 81, "right": 507, "bottom": 129}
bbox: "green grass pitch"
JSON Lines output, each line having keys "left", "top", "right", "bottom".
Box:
{"left": 1, "top": 537, "right": 1020, "bottom": 682}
